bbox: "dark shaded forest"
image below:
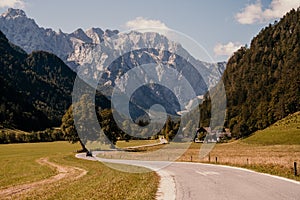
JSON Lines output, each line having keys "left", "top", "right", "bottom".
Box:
{"left": 0, "top": 30, "right": 76, "bottom": 131}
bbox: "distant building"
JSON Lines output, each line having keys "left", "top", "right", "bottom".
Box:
{"left": 194, "top": 127, "right": 231, "bottom": 143}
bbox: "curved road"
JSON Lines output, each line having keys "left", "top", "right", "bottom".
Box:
{"left": 76, "top": 152, "right": 300, "bottom": 200}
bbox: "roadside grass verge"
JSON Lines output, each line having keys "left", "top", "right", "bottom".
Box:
{"left": 176, "top": 142, "right": 300, "bottom": 182}
{"left": 0, "top": 142, "right": 159, "bottom": 200}
{"left": 116, "top": 140, "right": 160, "bottom": 148}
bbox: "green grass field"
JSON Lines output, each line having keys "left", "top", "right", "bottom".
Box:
{"left": 0, "top": 142, "right": 159, "bottom": 199}
{"left": 242, "top": 112, "right": 300, "bottom": 145}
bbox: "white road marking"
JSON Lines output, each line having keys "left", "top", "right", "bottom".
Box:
{"left": 195, "top": 170, "right": 220, "bottom": 176}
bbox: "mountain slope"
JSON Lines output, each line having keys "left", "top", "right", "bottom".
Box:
{"left": 242, "top": 111, "right": 300, "bottom": 145}
{"left": 223, "top": 8, "right": 300, "bottom": 137}
{"left": 0, "top": 30, "right": 76, "bottom": 130}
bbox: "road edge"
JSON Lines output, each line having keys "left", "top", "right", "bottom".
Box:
{"left": 75, "top": 153, "right": 176, "bottom": 200}
{"left": 177, "top": 161, "right": 300, "bottom": 185}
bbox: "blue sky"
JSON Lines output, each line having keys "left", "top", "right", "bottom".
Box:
{"left": 0, "top": 0, "right": 299, "bottom": 61}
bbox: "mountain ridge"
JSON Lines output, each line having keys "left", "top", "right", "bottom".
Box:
{"left": 0, "top": 8, "right": 226, "bottom": 118}
{"left": 0, "top": 8, "right": 225, "bottom": 88}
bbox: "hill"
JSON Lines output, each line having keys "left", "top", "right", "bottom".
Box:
{"left": 242, "top": 111, "right": 300, "bottom": 145}
{"left": 0, "top": 30, "right": 76, "bottom": 130}
{"left": 222, "top": 8, "right": 300, "bottom": 137}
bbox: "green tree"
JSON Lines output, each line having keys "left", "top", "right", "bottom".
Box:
{"left": 98, "top": 109, "right": 119, "bottom": 145}
{"left": 61, "top": 105, "right": 87, "bottom": 152}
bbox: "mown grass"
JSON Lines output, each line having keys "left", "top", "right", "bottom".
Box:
{"left": 0, "top": 142, "right": 70, "bottom": 188}
{"left": 242, "top": 111, "right": 300, "bottom": 145}
{"left": 0, "top": 142, "right": 159, "bottom": 199}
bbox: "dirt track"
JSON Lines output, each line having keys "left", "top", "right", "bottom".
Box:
{"left": 0, "top": 158, "right": 87, "bottom": 199}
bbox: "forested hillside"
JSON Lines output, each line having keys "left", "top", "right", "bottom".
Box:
{"left": 223, "top": 8, "right": 300, "bottom": 137}
{"left": 0, "top": 30, "right": 76, "bottom": 130}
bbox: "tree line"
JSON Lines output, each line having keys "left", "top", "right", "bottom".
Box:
{"left": 0, "top": 128, "right": 64, "bottom": 144}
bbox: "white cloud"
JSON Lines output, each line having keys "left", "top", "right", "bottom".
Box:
{"left": 214, "top": 42, "right": 242, "bottom": 57}
{"left": 125, "top": 17, "right": 169, "bottom": 30}
{"left": 235, "top": 1, "right": 263, "bottom": 24}
{"left": 0, "top": 0, "right": 25, "bottom": 8}
{"left": 235, "top": 0, "right": 300, "bottom": 24}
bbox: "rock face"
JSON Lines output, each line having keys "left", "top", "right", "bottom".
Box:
{"left": 0, "top": 8, "right": 226, "bottom": 116}
{"left": 0, "top": 8, "right": 119, "bottom": 66}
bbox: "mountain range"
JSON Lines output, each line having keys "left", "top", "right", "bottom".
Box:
{"left": 0, "top": 8, "right": 226, "bottom": 118}
{"left": 0, "top": 8, "right": 225, "bottom": 88}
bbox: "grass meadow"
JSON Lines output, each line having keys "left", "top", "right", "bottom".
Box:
{"left": 0, "top": 142, "right": 159, "bottom": 200}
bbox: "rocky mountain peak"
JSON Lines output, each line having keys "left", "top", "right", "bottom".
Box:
{"left": 88, "top": 27, "right": 104, "bottom": 35}
{"left": 69, "top": 28, "right": 92, "bottom": 43}
{"left": 1, "top": 8, "right": 27, "bottom": 19}
{"left": 85, "top": 27, "right": 104, "bottom": 44}
{"left": 104, "top": 29, "right": 119, "bottom": 37}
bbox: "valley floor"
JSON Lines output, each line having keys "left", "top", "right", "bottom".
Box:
{"left": 0, "top": 142, "right": 159, "bottom": 200}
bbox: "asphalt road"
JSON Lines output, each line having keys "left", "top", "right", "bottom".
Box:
{"left": 76, "top": 152, "right": 300, "bottom": 200}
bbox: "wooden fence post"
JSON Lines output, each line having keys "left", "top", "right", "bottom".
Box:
{"left": 294, "top": 162, "right": 298, "bottom": 176}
